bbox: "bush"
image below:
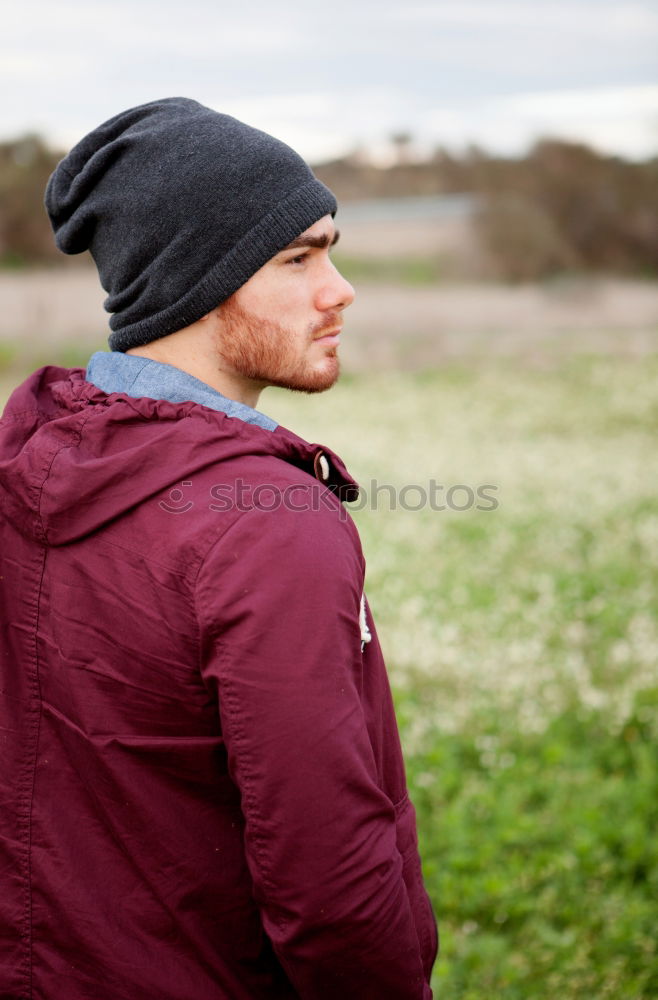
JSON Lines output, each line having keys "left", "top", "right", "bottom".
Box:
{"left": 475, "top": 193, "right": 580, "bottom": 281}
{"left": 0, "top": 135, "right": 63, "bottom": 265}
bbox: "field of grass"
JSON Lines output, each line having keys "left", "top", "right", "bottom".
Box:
{"left": 2, "top": 348, "right": 657, "bottom": 998}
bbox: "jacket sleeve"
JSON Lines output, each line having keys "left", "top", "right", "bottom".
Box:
{"left": 195, "top": 494, "right": 434, "bottom": 999}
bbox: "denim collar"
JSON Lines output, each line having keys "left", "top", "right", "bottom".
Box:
{"left": 85, "top": 351, "right": 277, "bottom": 431}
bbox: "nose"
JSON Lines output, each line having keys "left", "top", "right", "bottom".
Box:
{"left": 315, "top": 259, "right": 356, "bottom": 313}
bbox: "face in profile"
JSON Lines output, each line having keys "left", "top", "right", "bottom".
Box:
{"left": 214, "top": 215, "right": 355, "bottom": 394}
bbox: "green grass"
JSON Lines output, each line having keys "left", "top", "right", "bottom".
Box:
{"left": 0, "top": 341, "right": 19, "bottom": 372}
{"left": 408, "top": 715, "right": 657, "bottom": 998}
{"left": 0, "top": 340, "right": 104, "bottom": 403}
{"left": 2, "top": 350, "right": 657, "bottom": 997}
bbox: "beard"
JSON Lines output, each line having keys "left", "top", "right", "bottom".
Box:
{"left": 214, "top": 297, "right": 341, "bottom": 395}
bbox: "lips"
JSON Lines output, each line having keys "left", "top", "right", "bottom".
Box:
{"left": 313, "top": 327, "right": 342, "bottom": 342}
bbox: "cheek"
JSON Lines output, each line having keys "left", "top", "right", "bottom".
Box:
{"left": 220, "top": 313, "right": 301, "bottom": 377}
{"left": 232, "top": 272, "right": 292, "bottom": 315}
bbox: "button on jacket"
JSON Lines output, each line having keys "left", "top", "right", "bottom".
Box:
{"left": 0, "top": 366, "right": 438, "bottom": 999}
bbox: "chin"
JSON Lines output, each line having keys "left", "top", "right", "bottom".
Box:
{"left": 271, "top": 359, "right": 340, "bottom": 395}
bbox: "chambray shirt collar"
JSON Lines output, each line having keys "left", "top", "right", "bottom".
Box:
{"left": 85, "top": 351, "right": 278, "bottom": 431}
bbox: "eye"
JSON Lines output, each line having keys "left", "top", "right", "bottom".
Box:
{"left": 288, "top": 253, "right": 308, "bottom": 265}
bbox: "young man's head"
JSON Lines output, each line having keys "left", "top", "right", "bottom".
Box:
{"left": 45, "top": 97, "right": 355, "bottom": 403}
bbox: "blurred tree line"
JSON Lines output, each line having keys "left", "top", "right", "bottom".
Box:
{"left": 1, "top": 132, "right": 657, "bottom": 281}
{"left": 319, "top": 139, "right": 658, "bottom": 281}
{"left": 0, "top": 135, "right": 63, "bottom": 266}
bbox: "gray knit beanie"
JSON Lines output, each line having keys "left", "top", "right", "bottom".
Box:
{"left": 45, "top": 97, "right": 337, "bottom": 352}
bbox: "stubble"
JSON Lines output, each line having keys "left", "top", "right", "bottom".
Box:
{"left": 215, "top": 298, "right": 341, "bottom": 394}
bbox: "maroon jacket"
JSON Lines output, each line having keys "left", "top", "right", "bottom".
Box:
{"left": 0, "top": 367, "right": 437, "bottom": 999}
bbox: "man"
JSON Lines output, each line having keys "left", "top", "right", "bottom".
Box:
{"left": 0, "top": 98, "right": 437, "bottom": 999}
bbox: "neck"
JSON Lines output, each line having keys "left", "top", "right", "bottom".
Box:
{"left": 126, "top": 323, "right": 264, "bottom": 409}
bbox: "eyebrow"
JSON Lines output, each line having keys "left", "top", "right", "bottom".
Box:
{"left": 280, "top": 229, "right": 340, "bottom": 252}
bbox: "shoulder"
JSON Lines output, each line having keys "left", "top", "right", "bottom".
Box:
{"left": 194, "top": 480, "right": 365, "bottom": 629}
{"left": 204, "top": 477, "right": 362, "bottom": 575}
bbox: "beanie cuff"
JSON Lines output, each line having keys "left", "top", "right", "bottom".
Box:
{"left": 108, "top": 178, "right": 336, "bottom": 352}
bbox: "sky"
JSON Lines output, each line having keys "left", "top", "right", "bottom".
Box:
{"left": 3, "top": 0, "right": 658, "bottom": 162}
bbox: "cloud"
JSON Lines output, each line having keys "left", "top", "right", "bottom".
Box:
{"left": 421, "top": 84, "right": 658, "bottom": 159}
{"left": 1, "top": 0, "right": 656, "bottom": 161}
{"left": 505, "top": 84, "right": 658, "bottom": 116}
{"left": 206, "top": 89, "right": 420, "bottom": 163}
{"left": 387, "top": 0, "right": 658, "bottom": 34}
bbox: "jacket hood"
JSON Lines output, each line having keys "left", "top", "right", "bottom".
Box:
{"left": 0, "top": 367, "right": 359, "bottom": 546}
